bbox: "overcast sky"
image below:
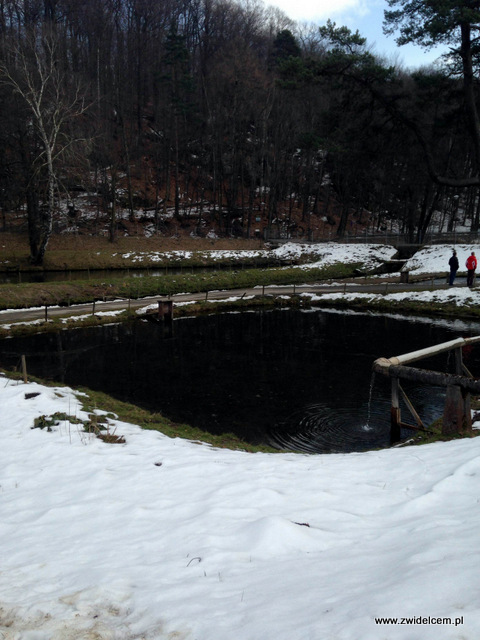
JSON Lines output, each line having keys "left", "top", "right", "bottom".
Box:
{"left": 266, "top": 0, "right": 444, "bottom": 69}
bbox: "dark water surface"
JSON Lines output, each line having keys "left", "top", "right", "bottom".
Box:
{"left": 0, "top": 266, "right": 207, "bottom": 284}
{"left": 2, "top": 309, "right": 480, "bottom": 453}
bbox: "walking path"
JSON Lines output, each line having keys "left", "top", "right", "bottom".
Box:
{"left": 0, "top": 276, "right": 450, "bottom": 326}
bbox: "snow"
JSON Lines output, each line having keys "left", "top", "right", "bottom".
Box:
{"left": 2, "top": 241, "right": 480, "bottom": 639}
{"left": 274, "top": 241, "right": 398, "bottom": 270}
{"left": 2, "top": 376, "right": 480, "bottom": 639}
{"left": 107, "top": 242, "right": 398, "bottom": 270}
{"left": 112, "top": 248, "right": 263, "bottom": 263}
{"left": 305, "top": 286, "right": 480, "bottom": 308}
{"left": 403, "top": 244, "right": 479, "bottom": 276}
{"left": 103, "top": 242, "right": 476, "bottom": 275}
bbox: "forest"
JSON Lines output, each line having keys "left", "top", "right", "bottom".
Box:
{"left": 1, "top": 0, "right": 480, "bottom": 264}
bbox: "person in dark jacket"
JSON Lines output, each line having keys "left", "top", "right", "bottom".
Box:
{"left": 448, "top": 250, "right": 459, "bottom": 286}
{"left": 466, "top": 251, "right": 477, "bottom": 287}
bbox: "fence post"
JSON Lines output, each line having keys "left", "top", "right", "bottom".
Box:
{"left": 390, "top": 377, "right": 401, "bottom": 443}
{"left": 21, "top": 355, "right": 27, "bottom": 384}
{"left": 157, "top": 300, "right": 173, "bottom": 323}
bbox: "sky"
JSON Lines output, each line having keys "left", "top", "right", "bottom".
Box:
{"left": 267, "top": 0, "right": 445, "bottom": 69}
{"left": 2, "top": 243, "right": 480, "bottom": 639}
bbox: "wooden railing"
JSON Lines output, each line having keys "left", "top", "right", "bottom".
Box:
{"left": 373, "top": 336, "right": 480, "bottom": 443}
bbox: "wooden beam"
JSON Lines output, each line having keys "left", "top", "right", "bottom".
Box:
{"left": 398, "top": 382, "right": 424, "bottom": 429}
{"left": 373, "top": 362, "right": 480, "bottom": 393}
{"left": 398, "top": 422, "right": 434, "bottom": 433}
{"left": 390, "top": 378, "right": 401, "bottom": 443}
{"left": 377, "top": 336, "right": 480, "bottom": 367}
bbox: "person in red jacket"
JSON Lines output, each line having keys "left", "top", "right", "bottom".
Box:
{"left": 466, "top": 251, "right": 477, "bottom": 287}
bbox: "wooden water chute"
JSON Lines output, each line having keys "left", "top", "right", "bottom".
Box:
{"left": 372, "top": 336, "right": 480, "bottom": 443}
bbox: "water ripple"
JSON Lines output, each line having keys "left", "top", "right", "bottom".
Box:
{"left": 267, "top": 402, "right": 395, "bottom": 454}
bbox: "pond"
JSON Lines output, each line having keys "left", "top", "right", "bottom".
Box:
{"left": 1, "top": 308, "right": 480, "bottom": 453}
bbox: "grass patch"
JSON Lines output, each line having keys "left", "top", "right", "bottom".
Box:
{"left": 0, "top": 309, "right": 137, "bottom": 339}
{"left": 32, "top": 412, "right": 82, "bottom": 431}
{"left": 79, "top": 386, "right": 278, "bottom": 452}
{"left": 31, "top": 409, "right": 127, "bottom": 444}
{"left": 0, "top": 263, "right": 360, "bottom": 311}
{"left": 0, "top": 234, "right": 266, "bottom": 271}
{"left": 173, "top": 293, "right": 309, "bottom": 318}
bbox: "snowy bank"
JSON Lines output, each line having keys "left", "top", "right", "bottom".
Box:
{"left": 304, "top": 286, "right": 480, "bottom": 310}
{"left": 112, "top": 242, "right": 398, "bottom": 270}
{"left": 1, "top": 375, "right": 480, "bottom": 639}
{"left": 403, "top": 244, "right": 480, "bottom": 276}
{"left": 273, "top": 241, "right": 397, "bottom": 270}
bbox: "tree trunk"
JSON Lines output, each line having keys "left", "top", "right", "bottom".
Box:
{"left": 336, "top": 201, "right": 350, "bottom": 239}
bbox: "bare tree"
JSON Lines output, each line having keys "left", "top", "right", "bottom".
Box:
{"left": 0, "top": 27, "right": 91, "bottom": 264}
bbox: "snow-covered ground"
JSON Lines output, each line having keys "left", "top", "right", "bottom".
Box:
{"left": 273, "top": 241, "right": 398, "bottom": 270}
{"left": 2, "top": 242, "right": 480, "bottom": 639}
{"left": 402, "top": 244, "right": 479, "bottom": 276}
{"left": 108, "top": 241, "right": 478, "bottom": 278}
{"left": 274, "top": 242, "right": 478, "bottom": 276}
{"left": 109, "top": 242, "right": 398, "bottom": 270}
{"left": 305, "top": 286, "right": 480, "bottom": 310}
{"left": 300, "top": 244, "right": 480, "bottom": 309}
{"left": 2, "top": 376, "right": 480, "bottom": 640}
